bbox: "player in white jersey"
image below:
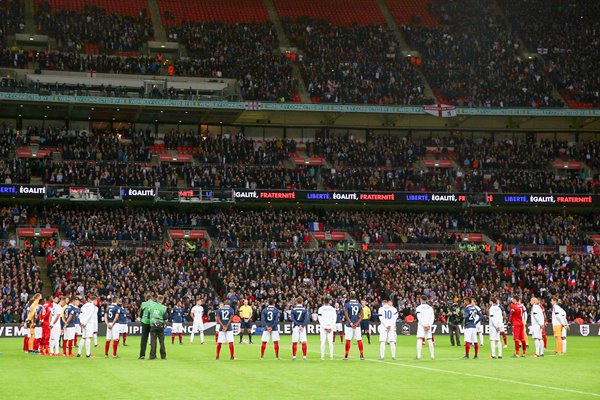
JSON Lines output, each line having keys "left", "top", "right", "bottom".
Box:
{"left": 91, "top": 301, "right": 99, "bottom": 347}
{"left": 378, "top": 300, "right": 398, "bottom": 360}
{"left": 529, "top": 297, "right": 545, "bottom": 357}
{"left": 488, "top": 298, "right": 504, "bottom": 359}
{"left": 550, "top": 297, "right": 568, "bottom": 355}
{"left": 49, "top": 296, "right": 65, "bottom": 356}
{"left": 190, "top": 299, "right": 205, "bottom": 344}
{"left": 471, "top": 299, "right": 484, "bottom": 346}
{"left": 317, "top": 297, "right": 336, "bottom": 360}
{"left": 415, "top": 295, "right": 435, "bottom": 360}
{"left": 77, "top": 296, "right": 97, "bottom": 358}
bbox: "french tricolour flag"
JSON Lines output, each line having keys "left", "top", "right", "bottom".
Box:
{"left": 510, "top": 247, "right": 520, "bottom": 255}
{"left": 567, "top": 275, "right": 576, "bottom": 287}
{"left": 308, "top": 222, "right": 324, "bottom": 232}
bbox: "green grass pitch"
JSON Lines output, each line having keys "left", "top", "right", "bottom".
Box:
{"left": 1, "top": 336, "right": 599, "bottom": 400}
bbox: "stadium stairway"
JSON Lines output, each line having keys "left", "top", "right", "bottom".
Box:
{"left": 375, "top": 0, "right": 435, "bottom": 102}
{"left": 264, "top": 0, "right": 311, "bottom": 103}
{"left": 36, "top": 256, "right": 54, "bottom": 298}
{"left": 24, "top": 0, "right": 36, "bottom": 33}
{"left": 148, "top": 0, "right": 167, "bottom": 42}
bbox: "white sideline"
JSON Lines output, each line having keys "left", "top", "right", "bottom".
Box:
{"left": 308, "top": 351, "right": 600, "bottom": 397}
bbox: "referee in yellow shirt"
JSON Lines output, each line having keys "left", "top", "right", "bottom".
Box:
{"left": 238, "top": 300, "right": 254, "bottom": 344}
{"left": 360, "top": 300, "right": 372, "bottom": 344}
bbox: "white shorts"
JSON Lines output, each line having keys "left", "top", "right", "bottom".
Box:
{"left": 378, "top": 325, "right": 397, "bottom": 343}
{"left": 64, "top": 327, "right": 76, "bottom": 341}
{"left": 50, "top": 326, "right": 62, "bottom": 340}
{"left": 91, "top": 324, "right": 98, "bottom": 334}
{"left": 335, "top": 323, "right": 343, "bottom": 332}
{"left": 416, "top": 325, "right": 433, "bottom": 340}
{"left": 489, "top": 325, "right": 503, "bottom": 341}
{"left": 261, "top": 329, "right": 280, "bottom": 342}
{"left": 106, "top": 324, "right": 120, "bottom": 341}
{"left": 320, "top": 330, "right": 333, "bottom": 342}
{"left": 119, "top": 323, "right": 128, "bottom": 334}
{"left": 531, "top": 325, "right": 543, "bottom": 340}
{"left": 217, "top": 331, "right": 234, "bottom": 343}
{"left": 291, "top": 326, "right": 307, "bottom": 343}
{"left": 34, "top": 327, "right": 43, "bottom": 339}
{"left": 464, "top": 327, "right": 478, "bottom": 344}
{"left": 81, "top": 325, "right": 94, "bottom": 338}
{"left": 171, "top": 323, "right": 184, "bottom": 333}
{"left": 476, "top": 323, "right": 483, "bottom": 334}
{"left": 192, "top": 322, "right": 204, "bottom": 333}
{"left": 344, "top": 326, "right": 362, "bottom": 341}
{"left": 75, "top": 325, "right": 82, "bottom": 335}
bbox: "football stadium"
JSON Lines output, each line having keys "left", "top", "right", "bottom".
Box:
{"left": 0, "top": 0, "right": 599, "bottom": 399}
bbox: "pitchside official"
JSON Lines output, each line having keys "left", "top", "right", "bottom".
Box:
{"left": 149, "top": 295, "right": 167, "bottom": 360}
{"left": 139, "top": 293, "right": 154, "bottom": 359}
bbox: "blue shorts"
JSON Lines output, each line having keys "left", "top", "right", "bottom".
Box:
{"left": 360, "top": 320, "right": 370, "bottom": 330}
{"left": 241, "top": 319, "right": 252, "bottom": 329}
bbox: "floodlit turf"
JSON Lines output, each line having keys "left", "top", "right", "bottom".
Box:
{"left": 0, "top": 336, "right": 599, "bottom": 400}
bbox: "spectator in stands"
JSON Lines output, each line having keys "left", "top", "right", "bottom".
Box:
{"left": 284, "top": 17, "right": 428, "bottom": 105}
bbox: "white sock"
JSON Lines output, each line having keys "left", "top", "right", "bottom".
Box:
{"left": 320, "top": 339, "right": 325, "bottom": 358}
{"left": 380, "top": 342, "right": 385, "bottom": 358}
{"left": 78, "top": 337, "right": 85, "bottom": 355}
{"left": 497, "top": 341, "right": 502, "bottom": 357}
{"left": 190, "top": 332, "right": 195, "bottom": 343}
{"left": 562, "top": 339, "right": 567, "bottom": 353}
{"left": 93, "top": 333, "right": 97, "bottom": 346}
{"left": 491, "top": 340, "right": 496, "bottom": 357}
{"left": 428, "top": 339, "right": 435, "bottom": 358}
{"left": 416, "top": 339, "right": 422, "bottom": 358}
{"left": 479, "top": 333, "right": 484, "bottom": 346}
{"left": 200, "top": 332, "right": 204, "bottom": 343}
{"left": 86, "top": 338, "right": 91, "bottom": 356}
{"left": 390, "top": 342, "right": 396, "bottom": 358}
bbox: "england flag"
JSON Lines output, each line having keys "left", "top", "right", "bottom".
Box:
{"left": 423, "top": 104, "right": 457, "bottom": 118}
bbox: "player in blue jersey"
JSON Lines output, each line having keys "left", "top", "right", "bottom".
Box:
{"left": 334, "top": 303, "right": 344, "bottom": 343}
{"left": 104, "top": 297, "right": 121, "bottom": 358}
{"left": 343, "top": 291, "right": 365, "bottom": 360}
{"left": 215, "top": 299, "right": 236, "bottom": 360}
{"left": 63, "top": 297, "right": 81, "bottom": 357}
{"left": 462, "top": 297, "right": 483, "bottom": 359}
{"left": 118, "top": 299, "right": 130, "bottom": 346}
{"left": 260, "top": 299, "right": 281, "bottom": 360}
{"left": 171, "top": 301, "right": 185, "bottom": 345}
{"left": 290, "top": 297, "right": 310, "bottom": 360}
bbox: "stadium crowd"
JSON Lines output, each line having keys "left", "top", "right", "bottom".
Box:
{"left": 206, "top": 249, "right": 600, "bottom": 324}
{"left": 500, "top": 0, "right": 600, "bottom": 107}
{"left": 284, "top": 17, "right": 428, "bottom": 105}
{"left": 35, "top": 3, "right": 153, "bottom": 53}
{"left": 0, "top": 247, "right": 42, "bottom": 324}
{"left": 402, "top": 0, "right": 562, "bottom": 108}
{"left": 0, "top": 0, "right": 24, "bottom": 45}
{"left": 172, "top": 22, "right": 297, "bottom": 101}
{"left": 1, "top": 203, "right": 599, "bottom": 323}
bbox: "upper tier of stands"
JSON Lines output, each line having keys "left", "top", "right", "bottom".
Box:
{"left": 36, "top": 0, "right": 147, "bottom": 16}
{"left": 275, "top": 0, "right": 384, "bottom": 26}
{"left": 499, "top": 0, "right": 600, "bottom": 109}
{"left": 385, "top": 0, "right": 439, "bottom": 27}
{"left": 400, "top": 0, "right": 562, "bottom": 108}
{"left": 159, "top": 0, "right": 270, "bottom": 26}
{"left": 0, "top": 0, "right": 24, "bottom": 45}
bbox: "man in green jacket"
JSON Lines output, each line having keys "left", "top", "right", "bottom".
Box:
{"left": 138, "top": 293, "right": 154, "bottom": 360}
{"left": 149, "top": 294, "right": 167, "bottom": 360}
